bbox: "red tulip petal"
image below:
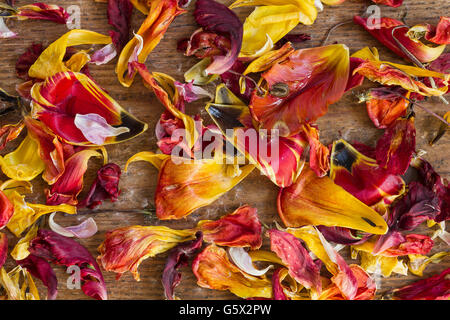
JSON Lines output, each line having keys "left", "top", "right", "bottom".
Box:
{"left": 392, "top": 268, "right": 450, "bottom": 300}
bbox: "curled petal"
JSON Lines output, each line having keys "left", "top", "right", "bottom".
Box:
{"left": 74, "top": 113, "right": 130, "bottom": 145}
{"left": 89, "top": 43, "right": 117, "bottom": 65}
{"left": 46, "top": 149, "right": 103, "bottom": 206}
{"left": 194, "top": 0, "right": 243, "bottom": 74}
{"left": 16, "top": 3, "right": 69, "bottom": 24}
{"left": 184, "top": 57, "right": 220, "bottom": 85}
{"left": 24, "top": 117, "right": 66, "bottom": 185}
{"left": 0, "top": 121, "right": 24, "bottom": 152}
{"left": 0, "top": 233, "right": 7, "bottom": 268}
{"left": 162, "top": 232, "right": 203, "bottom": 300}
{"left": 29, "top": 229, "right": 107, "bottom": 300}
{"left": 392, "top": 268, "right": 450, "bottom": 300}
{"left": 29, "top": 30, "right": 112, "bottom": 80}
{"left": 0, "top": 134, "right": 45, "bottom": 181}
{"left": 17, "top": 254, "right": 58, "bottom": 300}
{"left": 0, "top": 17, "right": 17, "bottom": 39}
{"left": 10, "top": 223, "right": 38, "bottom": 261}
{"left": 192, "top": 244, "right": 272, "bottom": 299}
{"left": 382, "top": 234, "right": 434, "bottom": 257}
{"left": 31, "top": 71, "right": 147, "bottom": 145}
{"left": 250, "top": 44, "right": 350, "bottom": 136}
{"left": 107, "top": 0, "right": 133, "bottom": 52}
{"left": 408, "top": 252, "right": 450, "bottom": 276}
{"left": 78, "top": 163, "right": 121, "bottom": 209}
{"left": 354, "top": 16, "right": 444, "bottom": 63}
{"left": 116, "top": 0, "right": 185, "bottom": 86}
{"left": 371, "top": 0, "right": 402, "bottom": 7}
{"left": 330, "top": 139, "right": 405, "bottom": 206}
{"left": 278, "top": 164, "right": 388, "bottom": 234}
{"left": 6, "top": 190, "right": 76, "bottom": 237}
{"left": 364, "top": 89, "right": 409, "bottom": 129}
{"left": 0, "top": 266, "right": 40, "bottom": 300}
{"left": 268, "top": 229, "right": 322, "bottom": 294}
{"left": 408, "top": 17, "right": 450, "bottom": 45}
{"left": 197, "top": 205, "right": 262, "bottom": 249}
{"left": 97, "top": 225, "right": 196, "bottom": 280}
{"left": 49, "top": 213, "right": 98, "bottom": 239}
{"left": 301, "top": 124, "right": 330, "bottom": 177}
{"left": 0, "top": 190, "right": 14, "bottom": 229}
{"left": 181, "top": 29, "right": 231, "bottom": 60}
{"left": 317, "top": 226, "right": 371, "bottom": 245}
{"left": 16, "top": 43, "right": 44, "bottom": 80}
{"left": 319, "top": 265, "right": 376, "bottom": 300}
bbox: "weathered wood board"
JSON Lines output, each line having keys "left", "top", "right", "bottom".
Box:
{"left": 0, "top": 0, "right": 448, "bottom": 300}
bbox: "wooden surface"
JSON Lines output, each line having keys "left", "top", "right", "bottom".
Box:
{"left": 0, "top": 0, "right": 449, "bottom": 300}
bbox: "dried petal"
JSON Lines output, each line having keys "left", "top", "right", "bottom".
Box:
{"left": 192, "top": 244, "right": 272, "bottom": 299}
{"left": 0, "top": 233, "right": 7, "bottom": 268}
{"left": 107, "top": 0, "right": 133, "bottom": 52}
{"left": 49, "top": 213, "right": 98, "bottom": 239}
{"left": 392, "top": 268, "right": 450, "bottom": 300}
{"left": 16, "top": 3, "right": 69, "bottom": 24}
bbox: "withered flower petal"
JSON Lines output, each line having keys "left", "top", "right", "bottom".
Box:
{"left": 162, "top": 231, "right": 203, "bottom": 300}
{"left": 107, "top": 0, "right": 133, "bottom": 52}
{"left": 0, "top": 232, "right": 7, "bottom": 268}
{"left": 29, "top": 229, "right": 107, "bottom": 300}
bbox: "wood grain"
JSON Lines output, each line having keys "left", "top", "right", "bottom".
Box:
{"left": 0, "top": 0, "right": 448, "bottom": 300}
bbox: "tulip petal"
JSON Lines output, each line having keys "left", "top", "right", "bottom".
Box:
{"left": 0, "top": 121, "right": 24, "bottom": 151}
{"left": 392, "top": 268, "right": 450, "bottom": 300}
{"left": 0, "top": 232, "right": 7, "bottom": 268}
{"left": 49, "top": 213, "right": 98, "bottom": 239}
{"left": 278, "top": 164, "right": 388, "bottom": 234}
{"left": 97, "top": 225, "right": 197, "bottom": 281}
{"left": 229, "top": 247, "right": 273, "bottom": 276}
{"left": 250, "top": 44, "right": 349, "bottom": 136}
{"left": 192, "top": 244, "right": 272, "bottom": 299}
{"left": 116, "top": 0, "right": 185, "bottom": 86}
{"left": 16, "top": 3, "right": 69, "bottom": 24}
{"left": 162, "top": 231, "right": 203, "bottom": 300}
{"left": 330, "top": 139, "right": 405, "bottom": 206}
{"left": 197, "top": 205, "right": 262, "bottom": 249}
{"left": 0, "top": 134, "right": 45, "bottom": 181}
{"left": 31, "top": 71, "right": 147, "bottom": 146}
{"left": 46, "top": 149, "right": 103, "bottom": 206}
{"left": 268, "top": 229, "right": 322, "bottom": 294}
{"left": 29, "top": 229, "right": 107, "bottom": 300}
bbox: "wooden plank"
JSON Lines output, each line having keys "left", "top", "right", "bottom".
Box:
{"left": 0, "top": 0, "right": 448, "bottom": 300}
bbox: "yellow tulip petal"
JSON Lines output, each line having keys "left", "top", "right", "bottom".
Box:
{"left": 10, "top": 223, "right": 38, "bottom": 261}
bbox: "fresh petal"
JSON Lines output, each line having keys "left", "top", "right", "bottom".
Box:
{"left": 278, "top": 164, "right": 388, "bottom": 234}
{"left": 192, "top": 244, "right": 272, "bottom": 299}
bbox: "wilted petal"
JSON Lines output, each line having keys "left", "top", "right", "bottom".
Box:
{"left": 29, "top": 229, "right": 107, "bottom": 300}
{"left": 0, "top": 17, "right": 17, "bottom": 39}
{"left": 10, "top": 223, "right": 38, "bottom": 261}
{"left": 192, "top": 244, "right": 272, "bottom": 299}
{"left": 46, "top": 149, "right": 103, "bottom": 206}
{"left": 162, "top": 231, "right": 203, "bottom": 300}
{"left": 0, "top": 121, "right": 24, "bottom": 152}
{"left": 408, "top": 16, "right": 450, "bottom": 45}
{"left": 408, "top": 252, "right": 450, "bottom": 276}
{"left": 17, "top": 254, "right": 58, "bottom": 300}
{"left": 371, "top": 0, "right": 402, "bottom": 7}
{"left": 300, "top": 124, "right": 330, "bottom": 177}
{"left": 354, "top": 16, "right": 445, "bottom": 63}
{"left": 391, "top": 268, "right": 450, "bottom": 300}
{"left": 0, "top": 233, "right": 7, "bottom": 268}
{"left": 6, "top": 190, "right": 76, "bottom": 237}
{"left": 229, "top": 247, "right": 273, "bottom": 276}
{"left": 31, "top": 71, "right": 147, "bottom": 145}
{"left": 15, "top": 43, "right": 44, "bottom": 80}
{"left": 78, "top": 163, "right": 121, "bottom": 209}
{"left": 97, "top": 225, "right": 196, "bottom": 280}
{"left": 126, "top": 152, "right": 254, "bottom": 220}
{"left": 319, "top": 265, "right": 376, "bottom": 300}
{"left": 317, "top": 226, "right": 371, "bottom": 245}
{"left": 364, "top": 88, "right": 409, "bottom": 129}
{"left": 268, "top": 229, "right": 322, "bottom": 294}
{"left": 0, "top": 134, "right": 45, "bottom": 181}
{"left": 197, "top": 205, "right": 262, "bottom": 249}
{"left": 330, "top": 139, "right": 405, "bottom": 206}
{"left": 0, "top": 266, "right": 40, "bottom": 300}
{"left": 0, "top": 190, "right": 14, "bottom": 229}
{"left": 250, "top": 44, "right": 349, "bottom": 136}
{"left": 107, "top": 0, "right": 133, "bottom": 52}
{"left": 74, "top": 113, "right": 130, "bottom": 145}
{"left": 194, "top": 0, "right": 243, "bottom": 74}
{"left": 375, "top": 115, "right": 415, "bottom": 175}
{"left": 116, "top": 0, "right": 185, "bottom": 86}
{"left": 278, "top": 164, "right": 388, "bottom": 234}
{"left": 49, "top": 213, "right": 98, "bottom": 239}
{"left": 16, "top": 3, "right": 69, "bottom": 24}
